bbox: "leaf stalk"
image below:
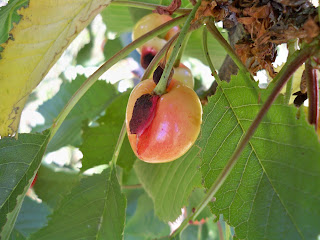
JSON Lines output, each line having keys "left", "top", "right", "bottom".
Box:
{"left": 306, "top": 59, "right": 319, "bottom": 129}
{"left": 153, "top": 0, "right": 202, "bottom": 96}
{"left": 111, "top": 0, "right": 192, "bottom": 13}
{"left": 202, "top": 27, "right": 221, "bottom": 83}
{"left": 205, "top": 19, "right": 252, "bottom": 79}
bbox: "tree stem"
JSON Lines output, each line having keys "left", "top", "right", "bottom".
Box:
{"left": 49, "top": 14, "right": 188, "bottom": 141}
{"left": 142, "top": 32, "right": 179, "bottom": 80}
{"left": 284, "top": 39, "right": 298, "bottom": 104}
{"left": 205, "top": 19, "right": 252, "bottom": 79}
{"left": 110, "top": 121, "right": 126, "bottom": 167}
{"left": 153, "top": 0, "right": 202, "bottom": 96}
{"left": 111, "top": 0, "right": 191, "bottom": 13}
{"left": 171, "top": 44, "right": 318, "bottom": 239}
{"left": 202, "top": 27, "right": 221, "bottom": 83}
{"left": 306, "top": 59, "right": 319, "bottom": 129}
{"left": 174, "top": 31, "right": 191, "bottom": 67}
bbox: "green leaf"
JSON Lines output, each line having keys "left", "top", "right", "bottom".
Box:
{"left": 101, "top": 5, "right": 135, "bottom": 35}
{"left": 125, "top": 193, "right": 170, "bottom": 240}
{"left": 199, "top": 71, "right": 320, "bottom": 239}
{"left": 30, "top": 168, "right": 126, "bottom": 240}
{"left": 186, "top": 188, "right": 212, "bottom": 222}
{"left": 103, "top": 37, "right": 124, "bottom": 61}
{"left": 185, "top": 28, "right": 226, "bottom": 69}
{"left": 181, "top": 223, "right": 210, "bottom": 240}
{"left": 134, "top": 146, "right": 202, "bottom": 222}
{"left": 0, "top": 131, "right": 50, "bottom": 240}
{"left": 80, "top": 91, "right": 136, "bottom": 172}
{"left": 33, "top": 75, "right": 118, "bottom": 152}
{"left": 101, "top": 0, "right": 192, "bottom": 35}
{"left": 0, "top": 0, "right": 29, "bottom": 46}
{"left": 9, "top": 196, "right": 51, "bottom": 239}
{"left": 33, "top": 164, "right": 82, "bottom": 209}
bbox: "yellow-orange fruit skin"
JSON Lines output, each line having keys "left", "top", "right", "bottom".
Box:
{"left": 132, "top": 13, "right": 179, "bottom": 41}
{"left": 173, "top": 64, "right": 194, "bottom": 89}
{"left": 126, "top": 79, "right": 202, "bottom": 163}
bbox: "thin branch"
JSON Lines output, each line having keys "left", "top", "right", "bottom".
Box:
{"left": 306, "top": 59, "right": 319, "bottom": 129}
{"left": 205, "top": 19, "right": 252, "bottom": 80}
{"left": 111, "top": 0, "right": 191, "bottom": 14}
{"left": 49, "top": 14, "right": 188, "bottom": 141}
{"left": 142, "top": 32, "right": 180, "bottom": 81}
{"left": 217, "top": 220, "right": 224, "bottom": 240}
{"left": 110, "top": 121, "right": 126, "bottom": 167}
{"left": 174, "top": 31, "right": 191, "bottom": 67}
{"left": 202, "top": 27, "right": 221, "bottom": 83}
{"left": 284, "top": 39, "right": 298, "bottom": 104}
{"left": 153, "top": 0, "right": 202, "bottom": 96}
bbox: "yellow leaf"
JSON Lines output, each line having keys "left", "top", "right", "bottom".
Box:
{"left": 0, "top": 0, "right": 111, "bottom": 136}
{"left": 278, "top": 63, "right": 305, "bottom": 104}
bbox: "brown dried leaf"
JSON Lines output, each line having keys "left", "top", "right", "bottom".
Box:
{"left": 153, "top": 0, "right": 181, "bottom": 15}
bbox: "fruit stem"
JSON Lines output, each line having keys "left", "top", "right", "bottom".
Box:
{"left": 170, "top": 43, "right": 318, "bottom": 239}
{"left": 217, "top": 221, "right": 224, "bottom": 240}
{"left": 205, "top": 19, "right": 253, "bottom": 80}
{"left": 306, "top": 59, "right": 319, "bottom": 129}
{"left": 142, "top": 32, "right": 179, "bottom": 80}
{"left": 111, "top": 0, "right": 192, "bottom": 13}
{"left": 110, "top": 120, "right": 127, "bottom": 167}
{"left": 202, "top": 27, "right": 221, "bottom": 83}
{"left": 173, "top": 31, "right": 191, "bottom": 67}
{"left": 49, "top": 14, "right": 188, "bottom": 141}
{"left": 284, "top": 39, "right": 298, "bottom": 104}
{"left": 153, "top": 0, "right": 202, "bottom": 96}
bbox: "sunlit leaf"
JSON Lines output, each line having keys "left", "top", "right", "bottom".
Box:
{"left": 0, "top": 0, "right": 111, "bottom": 136}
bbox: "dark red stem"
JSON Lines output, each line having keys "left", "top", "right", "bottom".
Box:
{"left": 306, "top": 60, "right": 319, "bottom": 129}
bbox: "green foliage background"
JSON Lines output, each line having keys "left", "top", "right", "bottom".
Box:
{"left": 0, "top": 1, "right": 319, "bottom": 240}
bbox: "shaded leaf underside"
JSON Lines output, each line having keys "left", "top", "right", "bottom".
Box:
{"left": 30, "top": 168, "right": 126, "bottom": 240}
{"left": 0, "top": 131, "right": 50, "bottom": 240}
{"left": 134, "top": 145, "right": 202, "bottom": 222}
{"left": 33, "top": 76, "right": 118, "bottom": 153}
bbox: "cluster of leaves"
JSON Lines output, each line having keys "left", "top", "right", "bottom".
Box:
{"left": 0, "top": 0, "right": 320, "bottom": 240}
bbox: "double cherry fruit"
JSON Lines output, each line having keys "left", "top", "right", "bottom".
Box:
{"left": 126, "top": 13, "right": 202, "bottom": 163}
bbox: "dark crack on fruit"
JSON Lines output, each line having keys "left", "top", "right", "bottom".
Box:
{"left": 153, "top": 65, "right": 164, "bottom": 84}
{"left": 153, "top": 64, "right": 174, "bottom": 85}
{"left": 129, "top": 94, "right": 160, "bottom": 136}
{"left": 293, "top": 91, "right": 308, "bottom": 107}
{"left": 141, "top": 47, "right": 158, "bottom": 69}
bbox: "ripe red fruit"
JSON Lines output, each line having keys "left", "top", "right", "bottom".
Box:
{"left": 126, "top": 79, "right": 202, "bottom": 163}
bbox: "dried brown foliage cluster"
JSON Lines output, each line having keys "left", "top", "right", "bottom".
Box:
{"left": 196, "top": 0, "right": 319, "bottom": 77}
